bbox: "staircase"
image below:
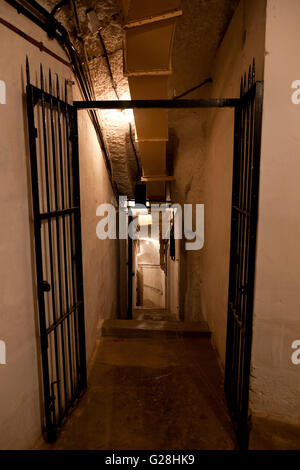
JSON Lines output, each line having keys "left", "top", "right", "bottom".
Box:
{"left": 99, "top": 308, "right": 210, "bottom": 339}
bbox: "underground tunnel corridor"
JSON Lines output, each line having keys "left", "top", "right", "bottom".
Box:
{"left": 2, "top": 0, "right": 300, "bottom": 454}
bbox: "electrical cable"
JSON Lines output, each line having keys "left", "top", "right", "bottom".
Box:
{"left": 4, "top": 0, "right": 118, "bottom": 197}
{"left": 173, "top": 77, "right": 213, "bottom": 99}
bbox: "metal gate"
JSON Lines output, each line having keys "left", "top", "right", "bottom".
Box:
{"left": 26, "top": 58, "right": 87, "bottom": 442}
{"left": 224, "top": 61, "right": 263, "bottom": 448}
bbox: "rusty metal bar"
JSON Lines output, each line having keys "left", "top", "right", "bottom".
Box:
{"left": 73, "top": 98, "right": 240, "bottom": 109}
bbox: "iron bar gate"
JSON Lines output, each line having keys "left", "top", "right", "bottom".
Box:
{"left": 26, "top": 58, "right": 87, "bottom": 442}
{"left": 224, "top": 61, "right": 263, "bottom": 448}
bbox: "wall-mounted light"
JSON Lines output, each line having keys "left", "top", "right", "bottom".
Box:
{"left": 122, "top": 108, "right": 134, "bottom": 124}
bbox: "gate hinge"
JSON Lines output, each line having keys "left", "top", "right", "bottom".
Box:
{"left": 50, "top": 380, "right": 60, "bottom": 411}
{"left": 48, "top": 395, "right": 56, "bottom": 412}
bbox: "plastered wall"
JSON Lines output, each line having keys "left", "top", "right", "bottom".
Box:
{"left": 201, "top": 0, "right": 267, "bottom": 366}
{"left": 167, "top": 238, "right": 180, "bottom": 318}
{"left": 76, "top": 93, "right": 119, "bottom": 362}
{"left": 171, "top": 108, "right": 208, "bottom": 321}
{"left": 250, "top": 0, "right": 300, "bottom": 435}
{"left": 171, "top": 0, "right": 267, "bottom": 344}
{"left": 0, "top": 3, "right": 118, "bottom": 449}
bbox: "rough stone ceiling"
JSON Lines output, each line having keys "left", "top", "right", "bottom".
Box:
{"left": 43, "top": 0, "right": 239, "bottom": 198}
{"left": 45, "top": 0, "right": 137, "bottom": 197}
{"left": 169, "top": 0, "right": 239, "bottom": 98}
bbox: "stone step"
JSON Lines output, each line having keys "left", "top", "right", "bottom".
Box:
{"left": 100, "top": 319, "right": 211, "bottom": 339}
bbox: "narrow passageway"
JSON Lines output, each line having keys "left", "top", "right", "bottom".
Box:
{"left": 38, "top": 326, "right": 236, "bottom": 450}
{"left": 5, "top": 0, "right": 299, "bottom": 452}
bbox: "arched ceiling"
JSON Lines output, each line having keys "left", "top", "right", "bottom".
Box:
{"left": 43, "top": 0, "right": 239, "bottom": 199}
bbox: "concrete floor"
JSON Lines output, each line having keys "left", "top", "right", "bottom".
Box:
{"left": 38, "top": 334, "right": 236, "bottom": 450}
{"left": 133, "top": 308, "right": 179, "bottom": 322}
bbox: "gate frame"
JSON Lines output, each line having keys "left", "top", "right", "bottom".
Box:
{"left": 26, "top": 58, "right": 87, "bottom": 442}
{"left": 26, "top": 58, "right": 262, "bottom": 445}
{"left": 225, "top": 75, "right": 264, "bottom": 449}
{"left": 72, "top": 66, "right": 263, "bottom": 448}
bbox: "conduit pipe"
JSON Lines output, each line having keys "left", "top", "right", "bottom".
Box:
{"left": 4, "top": 0, "right": 118, "bottom": 197}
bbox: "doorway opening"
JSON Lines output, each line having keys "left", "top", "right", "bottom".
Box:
{"left": 26, "top": 56, "right": 263, "bottom": 447}
{"left": 134, "top": 237, "right": 166, "bottom": 309}
{"left": 127, "top": 204, "right": 181, "bottom": 322}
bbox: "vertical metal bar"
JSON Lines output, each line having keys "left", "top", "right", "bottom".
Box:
{"left": 231, "top": 76, "right": 246, "bottom": 412}
{"left": 239, "top": 80, "right": 263, "bottom": 449}
{"left": 236, "top": 69, "right": 252, "bottom": 410}
{"left": 71, "top": 107, "right": 87, "bottom": 390}
{"left": 56, "top": 75, "right": 74, "bottom": 405}
{"left": 240, "top": 70, "right": 251, "bottom": 318}
{"left": 241, "top": 71, "right": 256, "bottom": 335}
{"left": 127, "top": 214, "right": 133, "bottom": 320}
{"left": 238, "top": 73, "right": 255, "bottom": 418}
{"left": 232, "top": 79, "right": 244, "bottom": 314}
{"left": 48, "top": 69, "right": 65, "bottom": 422}
{"left": 65, "top": 81, "right": 80, "bottom": 392}
{"left": 26, "top": 57, "right": 54, "bottom": 441}
{"left": 236, "top": 74, "right": 247, "bottom": 317}
{"left": 40, "top": 64, "right": 63, "bottom": 427}
{"left": 225, "top": 102, "right": 241, "bottom": 401}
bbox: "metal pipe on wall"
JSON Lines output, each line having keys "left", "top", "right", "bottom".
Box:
{"left": 4, "top": 0, "right": 118, "bottom": 197}
{"left": 0, "top": 15, "right": 71, "bottom": 67}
